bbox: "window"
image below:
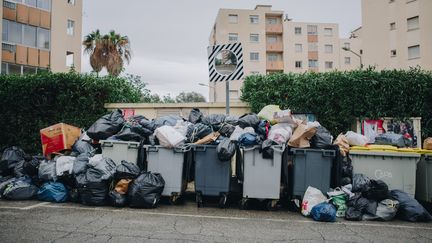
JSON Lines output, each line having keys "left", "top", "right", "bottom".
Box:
{"left": 407, "top": 16, "right": 419, "bottom": 31}
{"left": 308, "top": 43, "right": 318, "bottom": 51}
{"left": 228, "top": 33, "right": 238, "bottom": 42}
{"left": 267, "top": 53, "right": 278, "bottom": 61}
{"left": 391, "top": 49, "right": 397, "bottom": 57}
{"left": 267, "top": 18, "right": 277, "bottom": 25}
{"left": 325, "top": 61, "right": 333, "bottom": 69}
{"left": 228, "top": 14, "right": 238, "bottom": 24}
{"left": 250, "top": 52, "right": 259, "bottom": 61}
{"left": 294, "top": 27, "right": 302, "bottom": 35}
{"left": 267, "top": 35, "right": 277, "bottom": 44}
{"left": 23, "top": 65, "right": 36, "bottom": 74}
{"left": 325, "top": 44, "right": 333, "bottom": 53}
{"left": 2, "top": 20, "right": 8, "bottom": 41}
{"left": 250, "top": 15, "right": 259, "bottom": 24}
{"left": 1, "top": 63, "right": 7, "bottom": 74}
{"left": 8, "top": 63, "right": 22, "bottom": 74}
{"left": 295, "top": 61, "right": 302, "bottom": 68}
{"left": 3, "top": 1, "right": 16, "bottom": 9}
{"left": 345, "top": 57, "right": 351, "bottom": 64}
{"left": 408, "top": 45, "right": 420, "bottom": 59}
{"left": 324, "top": 28, "right": 333, "bottom": 36}
{"left": 25, "top": 0, "right": 37, "bottom": 7}
{"left": 250, "top": 34, "right": 259, "bottom": 43}
{"left": 37, "top": 0, "right": 51, "bottom": 11}
{"left": 295, "top": 44, "right": 302, "bottom": 53}
{"left": 8, "top": 21, "right": 22, "bottom": 44}
{"left": 308, "top": 59, "right": 318, "bottom": 68}
{"left": 67, "top": 0, "right": 75, "bottom": 5}
{"left": 344, "top": 42, "right": 350, "bottom": 49}
{"left": 390, "top": 22, "right": 396, "bottom": 30}
{"left": 66, "top": 51, "right": 74, "bottom": 67}
{"left": 37, "top": 27, "right": 50, "bottom": 49}
{"left": 2, "top": 43, "right": 16, "bottom": 52}
{"left": 67, "top": 20, "right": 74, "bottom": 35}
{"left": 23, "top": 25, "right": 37, "bottom": 47}
{"left": 307, "top": 25, "right": 318, "bottom": 35}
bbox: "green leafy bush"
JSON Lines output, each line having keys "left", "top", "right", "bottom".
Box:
{"left": 0, "top": 72, "right": 140, "bottom": 153}
{"left": 241, "top": 68, "right": 432, "bottom": 137}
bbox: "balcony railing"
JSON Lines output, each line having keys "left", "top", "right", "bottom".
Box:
{"left": 266, "top": 42, "right": 283, "bottom": 52}
{"left": 265, "top": 24, "right": 283, "bottom": 33}
{"left": 266, "top": 61, "right": 284, "bottom": 70}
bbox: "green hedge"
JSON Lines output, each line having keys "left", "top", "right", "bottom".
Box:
{"left": 0, "top": 72, "right": 140, "bottom": 153}
{"left": 241, "top": 68, "right": 432, "bottom": 137}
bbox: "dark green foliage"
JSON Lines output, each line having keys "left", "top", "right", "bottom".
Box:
{"left": 241, "top": 68, "right": 432, "bottom": 137}
{"left": 0, "top": 72, "right": 140, "bottom": 153}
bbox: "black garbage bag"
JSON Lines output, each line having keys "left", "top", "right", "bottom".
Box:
{"left": 75, "top": 172, "right": 109, "bottom": 206}
{"left": 88, "top": 154, "right": 116, "bottom": 181}
{"left": 13, "top": 160, "right": 25, "bottom": 178}
{"left": 116, "top": 115, "right": 153, "bottom": 142}
{"left": 375, "top": 133, "right": 406, "bottom": 148}
{"left": 139, "top": 119, "right": 158, "bottom": 133}
{"left": 260, "top": 139, "right": 277, "bottom": 159}
{"left": 68, "top": 187, "right": 80, "bottom": 203}
{"left": 345, "top": 193, "right": 370, "bottom": 221}
{"left": 188, "top": 108, "right": 203, "bottom": 124}
{"left": 352, "top": 174, "right": 371, "bottom": 193}
{"left": 311, "top": 126, "right": 333, "bottom": 148}
{"left": 72, "top": 133, "right": 94, "bottom": 154}
{"left": 341, "top": 177, "right": 352, "bottom": 186}
{"left": 202, "top": 114, "right": 226, "bottom": 131}
{"left": 73, "top": 153, "right": 90, "bottom": 175}
{"left": 224, "top": 116, "right": 239, "bottom": 126}
{"left": 186, "top": 123, "right": 213, "bottom": 143}
{"left": 218, "top": 123, "right": 235, "bottom": 137}
{"left": 115, "top": 160, "right": 140, "bottom": 180}
{"left": 216, "top": 138, "right": 236, "bottom": 161}
{"left": 238, "top": 113, "right": 260, "bottom": 129}
{"left": 0, "top": 146, "right": 26, "bottom": 176}
{"left": 87, "top": 109, "right": 125, "bottom": 140}
{"left": 155, "top": 115, "right": 183, "bottom": 127}
{"left": 23, "top": 156, "right": 43, "bottom": 177}
{"left": 116, "top": 126, "right": 143, "bottom": 142}
{"left": 341, "top": 156, "right": 353, "bottom": 178}
{"left": 375, "top": 199, "right": 399, "bottom": 221}
{"left": 364, "top": 180, "right": 389, "bottom": 201}
{"left": 0, "top": 176, "right": 15, "bottom": 198}
{"left": 390, "top": 189, "right": 432, "bottom": 222}
{"left": 2, "top": 177, "right": 38, "bottom": 200}
{"left": 128, "top": 172, "right": 165, "bottom": 208}
{"left": 38, "top": 159, "right": 57, "bottom": 181}
{"left": 108, "top": 190, "right": 127, "bottom": 207}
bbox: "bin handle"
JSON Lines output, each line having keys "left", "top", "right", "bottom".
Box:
{"left": 128, "top": 143, "right": 139, "bottom": 149}
{"left": 101, "top": 141, "right": 113, "bottom": 148}
{"left": 174, "top": 144, "right": 191, "bottom": 153}
{"left": 293, "top": 149, "right": 306, "bottom": 155}
{"left": 272, "top": 144, "right": 285, "bottom": 153}
{"left": 241, "top": 146, "right": 255, "bottom": 152}
{"left": 194, "top": 145, "right": 207, "bottom": 152}
{"left": 323, "top": 150, "right": 335, "bottom": 157}
{"left": 147, "top": 146, "right": 159, "bottom": 152}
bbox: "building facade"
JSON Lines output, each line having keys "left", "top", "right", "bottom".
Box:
{"left": 0, "top": 0, "right": 82, "bottom": 74}
{"left": 359, "top": 0, "right": 432, "bottom": 70}
{"left": 208, "top": 5, "right": 359, "bottom": 102}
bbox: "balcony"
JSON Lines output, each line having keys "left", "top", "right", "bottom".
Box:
{"left": 266, "top": 42, "right": 283, "bottom": 52}
{"left": 266, "top": 24, "right": 283, "bottom": 33}
{"left": 266, "top": 61, "right": 284, "bottom": 70}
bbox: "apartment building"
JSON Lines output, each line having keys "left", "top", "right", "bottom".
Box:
{"left": 208, "top": 5, "right": 359, "bottom": 102}
{"left": 358, "top": 0, "right": 432, "bottom": 70}
{"left": 0, "top": 0, "right": 82, "bottom": 74}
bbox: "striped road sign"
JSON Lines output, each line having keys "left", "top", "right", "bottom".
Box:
{"left": 208, "top": 42, "right": 244, "bottom": 82}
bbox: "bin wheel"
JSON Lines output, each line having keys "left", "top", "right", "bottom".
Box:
{"left": 218, "top": 194, "right": 228, "bottom": 209}
{"left": 239, "top": 198, "right": 249, "bottom": 210}
{"left": 266, "top": 199, "right": 278, "bottom": 211}
{"left": 196, "top": 193, "right": 203, "bottom": 208}
{"left": 169, "top": 194, "right": 180, "bottom": 205}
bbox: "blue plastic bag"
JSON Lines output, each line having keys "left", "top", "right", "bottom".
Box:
{"left": 37, "top": 182, "right": 68, "bottom": 203}
{"left": 311, "top": 202, "right": 337, "bottom": 222}
{"left": 238, "top": 132, "right": 258, "bottom": 146}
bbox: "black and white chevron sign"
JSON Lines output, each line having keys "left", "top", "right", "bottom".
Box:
{"left": 208, "top": 42, "right": 244, "bottom": 82}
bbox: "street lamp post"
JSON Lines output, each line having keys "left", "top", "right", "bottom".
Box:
{"left": 342, "top": 47, "right": 363, "bottom": 69}
{"left": 198, "top": 82, "right": 216, "bottom": 103}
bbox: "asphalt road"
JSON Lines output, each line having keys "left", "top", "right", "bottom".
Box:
{"left": 0, "top": 200, "right": 431, "bottom": 243}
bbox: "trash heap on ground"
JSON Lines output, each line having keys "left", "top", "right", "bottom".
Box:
{"left": 0, "top": 104, "right": 431, "bottom": 223}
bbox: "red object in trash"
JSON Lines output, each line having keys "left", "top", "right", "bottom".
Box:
{"left": 40, "top": 123, "right": 81, "bottom": 156}
{"left": 122, "top": 109, "right": 135, "bottom": 119}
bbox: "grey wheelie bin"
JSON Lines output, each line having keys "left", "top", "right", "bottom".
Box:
{"left": 100, "top": 140, "right": 139, "bottom": 165}
{"left": 145, "top": 144, "right": 191, "bottom": 204}
{"left": 193, "top": 145, "right": 231, "bottom": 208}
{"left": 416, "top": 153, "right": 432, "bottom": 203}
{"left": 240, "top": 145, "right": 284, "bottom": 210}
{"left": 291, "top": 148, "right": 336, "bottom": 199}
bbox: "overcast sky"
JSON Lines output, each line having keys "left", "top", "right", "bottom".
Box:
{"left": 82, "top": 0, "right": 361, "bottom": 100}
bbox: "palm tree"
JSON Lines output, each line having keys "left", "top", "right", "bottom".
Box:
{"left": 82, "top": 30, "right": 131, "bottom": 76}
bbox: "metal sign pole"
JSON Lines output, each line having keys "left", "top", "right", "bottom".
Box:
{"left": 225, "top": 80, "right": 230, "bottom": 115}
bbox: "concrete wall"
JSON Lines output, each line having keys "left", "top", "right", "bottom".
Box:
{"left": 51, "top": 0, "right": 82, "bottom": 72}
{"left": 105, "top": 102, "right": 251, "bottom": 120}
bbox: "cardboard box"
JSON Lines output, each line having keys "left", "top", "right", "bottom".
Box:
{"left": 40, "top": 123, "right": 81, "bottom": 156}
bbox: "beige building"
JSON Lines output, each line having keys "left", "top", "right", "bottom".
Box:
{"left": 358, "top": 0, "right": 432, "bottom": 70}
{"left": 0, "top": 0, "right": 82, "bottom": 74}
{"left": 208, "top": 5, "right": 359, "bottom": 102}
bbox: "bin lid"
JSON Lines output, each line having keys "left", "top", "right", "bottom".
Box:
{"left": 349, "top": 150, "right": 421, "bottom": 158}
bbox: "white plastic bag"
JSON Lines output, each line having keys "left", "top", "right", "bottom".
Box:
{"left": 257, "top": 105, "right": 281, "bottom": 124}
{"left": 154, "top": 125, "right": 185, "bottom": 148}
{"left": 273, "top": 109, "right": 298, "bottom": 128}
{"left": 363, "top": 123, "right": 378, "bottom": 143}
{"left": 268, "top": 123, "right": 293, "bottom": 144}
{"left": 173, "top": 120, "right": 192, "bottom": 137}
{"left": 301, "top": 186, "right": 328, "bottom": 216}
{"left": 55, "top": 156, "right": 76, "bottom": 176}
{"left": 345, "top": 131, "right": 369, "bottom": 146}
{"left": 229, "top": 126, "right": 244, "bottom": 141}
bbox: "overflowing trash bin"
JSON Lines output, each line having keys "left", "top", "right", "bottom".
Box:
{"left": 193, "top": 145, "right": 231, "bottom": 208}
{"left": 240, "top": 145, "right": 284, "bottom": 210}
{"left": 416, "top": 152, "right": 432, "bottom": 203}
{"left": 144, "top": 144, "right": 191, "bottom": 204}
{"left": 100, "top": 140, "right": 140, "bottom": 166}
